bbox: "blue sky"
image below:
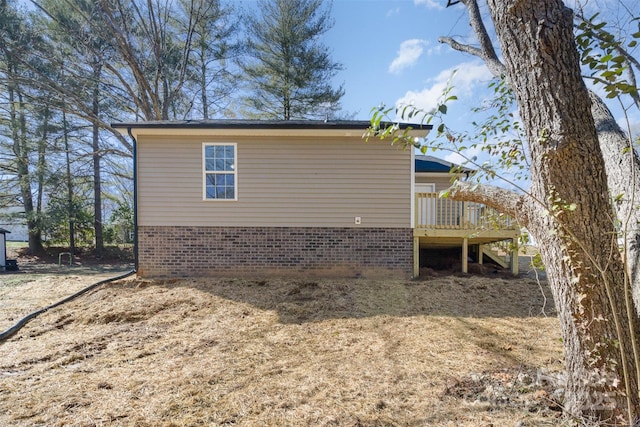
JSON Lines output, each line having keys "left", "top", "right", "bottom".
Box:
{"left": 322, "top": 0, "right": 504, "bottom": 166}
{"left": 318, "top": 0, "right": 640, "bottom": 168}
{"left": 325, "top": 0, "right": 490, "bottom": 121}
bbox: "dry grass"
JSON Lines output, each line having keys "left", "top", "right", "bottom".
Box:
{"left": 0, "top": 271, "right": 565, "bottom": 426}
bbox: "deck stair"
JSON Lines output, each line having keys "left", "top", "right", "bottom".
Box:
{"left": 413, "top": 192, "right": 520, "bottom": 276}
{"left": 481, "top": 245, "right": 509, "bottom": 269}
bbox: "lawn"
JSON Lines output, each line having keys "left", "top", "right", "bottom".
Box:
{"left": 0, "top": 268, "right": 565, "bottom": 426}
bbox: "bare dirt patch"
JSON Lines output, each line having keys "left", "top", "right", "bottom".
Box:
{"left": 0, "top": 272, "right": 564, "bottom": 426}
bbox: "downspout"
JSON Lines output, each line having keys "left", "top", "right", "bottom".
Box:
{"left": 0, "top": 129, "right": 140, "bottom": 344}
{"left": 3, "top": 232, "right": 7, "bottom": 270}
{"left": 128, "top": 127, "right": 139, "bottom": 272}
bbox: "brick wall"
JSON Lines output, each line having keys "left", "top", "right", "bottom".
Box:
{"left": 137, "top": 226, "right": 413, "bottom": 278}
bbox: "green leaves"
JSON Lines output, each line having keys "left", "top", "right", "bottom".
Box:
{"left": 576, "top": 13, "right": 640, "bottom": 100}
{"left": 242, "top": 0, "right": 344, "bottom": 120}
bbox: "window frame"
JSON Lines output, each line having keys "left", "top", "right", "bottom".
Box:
{"left": 202, "top": 142, "right": 238, "bottom": 201}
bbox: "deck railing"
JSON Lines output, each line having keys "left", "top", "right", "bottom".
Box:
{"left": 415, "top": 192, "right": 516, "bottom": 230}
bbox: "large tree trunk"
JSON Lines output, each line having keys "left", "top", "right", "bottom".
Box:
{"left": 7, "top": 64, "right": 43, "bottom": 255}
{"left": 440, "top": 0, "right": 640, "bottom": 317}
{"left": 589, "top": 91, "right": 640, "bottom": 317}
{"left": 36, "top": 106, "right": 48, "bottom": 232}
{"left": 92, "top": 60, "right": 103, "bottom": 257}
{"left": 479, "top": 0, "right": 640, "bottom": 422}
{"left": 62, "top": 110, "right": 75, "bottom": 254}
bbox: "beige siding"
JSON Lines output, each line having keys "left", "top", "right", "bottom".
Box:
{"left": 415, "top": 174, "right": 457, "bottom": 192}
{"left": 137, "top": 135, "right": 411, "bottom": 227}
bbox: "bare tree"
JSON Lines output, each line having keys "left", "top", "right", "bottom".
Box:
{"left": 186, "top": 0, "right": 241, "bottom": 119}
{"left": 0, "top": 0, "right": 46, "bottom": 254}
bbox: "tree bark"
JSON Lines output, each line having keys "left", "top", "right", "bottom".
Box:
{"left": 7, "top": 65, "right": 43, "bottom": 255}
{"left": 589, "top": 91, "right": 640, "bottom": 317}
{"left": 62, "top": 110, "right": 75, "bottom": 254}
{"left": 482, "top": 0, "right": 640, "bottom": 421}
{"left": 36, "top": 106, "right": 48, "bottom": 230}
{"left": 200, "top": 47, "right": 209, "bottom": 119}
{"left": 92, "top": 60, "right": 103, "bottom": 257}
{"left": 439, "top": 0, "right": 640, "bottom": 318}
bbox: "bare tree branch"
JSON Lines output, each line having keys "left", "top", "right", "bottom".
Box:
{"left": 447, "top": 181, "right": 531, "bottom": 228}
{"left": 439, "top": 0, "right": 506, "bottom": 78}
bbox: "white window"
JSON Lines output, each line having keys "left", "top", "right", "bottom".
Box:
{"left": 203, "top": 143, "right": 237, "bottom": 200}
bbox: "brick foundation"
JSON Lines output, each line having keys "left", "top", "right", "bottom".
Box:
{"left": 137, "top": 226, "right": 413, "bottom": 278}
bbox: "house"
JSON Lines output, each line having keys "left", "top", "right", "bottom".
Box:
{"left": 112, "top": 120, "right": 519, "bottom": 278}
{"left": 0, "top": 207, "right": 28, "bottom": 242}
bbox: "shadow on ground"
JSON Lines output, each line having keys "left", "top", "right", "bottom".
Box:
{"left": 148, "top": 272, "right": 556, "bottom": 323}
{"left": 4, "top": 245, "right": 134, "bottom": 276}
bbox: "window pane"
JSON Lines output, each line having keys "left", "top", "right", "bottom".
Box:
{"left": 204, "top": 145, "right": 236, "bottom": 200}
{"left": 205, "top": 146, "right": 215, "bottom": 158}
{"left": 206, "top": 186, "right": 216, "bottom": 199}
{"left": 216, "top": 187, "right": 227, "bottom": 199}
{"left": 214, "top": 145, "right": 225, "bottom": 158}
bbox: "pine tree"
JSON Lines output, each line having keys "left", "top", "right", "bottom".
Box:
{"left": 241, "top": 0, "right": 344, "bottom": 120}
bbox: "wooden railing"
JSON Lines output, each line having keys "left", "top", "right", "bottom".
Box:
{"left": 415, "top": 192, "right": 516, "bottom": 230}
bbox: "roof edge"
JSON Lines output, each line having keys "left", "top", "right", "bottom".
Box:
{"left": 110, "top": 119, "right": 432, "bottom": 131}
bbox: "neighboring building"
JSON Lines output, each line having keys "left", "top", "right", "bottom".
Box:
{"left": 0, "top": 228, "right": 8, "bottom": 270}
{"left": 0, "top": 207, "right": 28, "bottom": 242}
{"left": 113, "top": 120, "right": 519, "bottom": 278}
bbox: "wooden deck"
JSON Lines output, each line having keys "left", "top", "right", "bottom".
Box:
{"left": 413, "top": 193, "right": 520, "bottom": 276}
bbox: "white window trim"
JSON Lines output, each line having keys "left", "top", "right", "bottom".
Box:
{"left": 202, "top": 142, "right": 238, "bottom": 201}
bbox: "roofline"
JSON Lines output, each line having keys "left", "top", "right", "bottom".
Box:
{"left": 415, "top": 154, "right": 476, "bottom": 174}
{"left": 111, "top": 119, "right": 431, "bottom": 131}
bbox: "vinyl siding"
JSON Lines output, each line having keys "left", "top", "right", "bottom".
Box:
{"left": 415, "top": 174, "right": 456, "bottom": 192}
{"left": 137, "top": 134, "right": 411, "bottom": 227}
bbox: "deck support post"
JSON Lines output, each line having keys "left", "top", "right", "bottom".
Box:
{"left": 511, "top": 237, "right": 519, "bottom": 276}
{"left": 462, "top": 237, "right": 468, "bottom": 273}
{"left": 413, "top": 236, "right": 420, "bottom": 278}
{"left": 478, "top": 244, "right": 483, "bottom": 265}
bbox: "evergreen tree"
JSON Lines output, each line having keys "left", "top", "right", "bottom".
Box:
{"left": 0, "top": 0, "right": 46, "bottom": 254}
{"left": 241, "top": 0, "right": 344, "bottom": 120}
{"left": 184, "top": 0, "right": 242, "bottom": 119}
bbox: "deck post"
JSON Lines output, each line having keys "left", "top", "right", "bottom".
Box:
{"left": 413, "top": 236, "right": 420, "bottom": 278}
{"left": 462, "top": 237, "right": 468, "bottom": 273}
{"left": 478, "top": 244, "right": 483, "bottom": 265}
{"left": 511, "top": 237, "right": 519, "bottom": 276}
{"left": 461, "top": 201, "right": 468, "bottom": 228}
{"left": 414, "top": 193, "right": 418, "bottom": 229}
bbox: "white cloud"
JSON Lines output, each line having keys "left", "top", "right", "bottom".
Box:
{"left": 395, "top": 61, "right": 494, "bottom": 113}
{"left": 386, "top": 7, "right": 401, "bottom": 17}
{"left": 444, "top": 145, "right": 483, "bottom": 166}
{"left": 389, "top": 39, "right": 429, "bottom": 74}
{"left": 427, "top": 44, "right": 443, "bottom": 56}
{"left": 414, "top": 0, "right": 444, "bottom": 10}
